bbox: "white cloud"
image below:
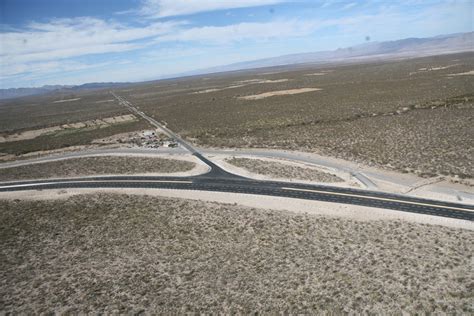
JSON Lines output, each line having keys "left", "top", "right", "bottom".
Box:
{"left": 139, "top": 0, "right": 285, "bottom": 18}
{"left": 341, "top": 2, "right": 357, "bottom": 10}
{"left": 154, "top": 19, "right": 323, "bottom": 44}
{"left": 1, "top": 0, "right": 471, "bottom": 88}
{"left": 0, "top": 17, "right": 184, "bottom": 80}
{"left": 333, "top": 0, "right": 473, "bottom": 42}
{"left": 0, "top": 9, "right": 422, "bottom": 81}
{"left": 151, "top": 15, "right": 389, "bottom": 44}
{"left": 0, "top": 17, "right": 182, "bottom": 65}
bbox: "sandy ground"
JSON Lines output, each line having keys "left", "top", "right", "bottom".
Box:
{"left": 362, "top": 167, "right": 474, "bottom": 204}
{"left": 238, "top": 88, "right": 322, "bottom": 100}
{"left": 410, "top": 64, "right": 460, "bottom": 76}
{"left": 91, "top": 129, "right": 168, "bottom": 145}
{"left": 0, "top": 114, "right": 137, "bottom": 143}
{"left": 52, "top": 98, "right": 81, "bottom": 103}
{"left": 1, "top": 188, "right": 471, "bottom": 230}
{"left": 447, "top": 70, "right": 474, "bottom": 76}
{"left": 235, "top": 79, "right": 289, "bottom": 84}
{"left": 0, "top": 125, "right": 63, "bottom": 143}
{"left": 192, "top": 79, "right": 291, "bottom": 94}
{"left": 193, "top": 85, "right": 246, "bottom": 94}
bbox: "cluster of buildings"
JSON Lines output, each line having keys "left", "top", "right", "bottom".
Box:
{"left": 134, "top": 130, "right": 178, "bottom": 149}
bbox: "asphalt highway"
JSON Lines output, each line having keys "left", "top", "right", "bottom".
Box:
{"left": 4, "top": 147, "right": 474, "bottom": 201}
{"left": 1, "top": 174, "right": 473, "bottom": 221}
{"left": 111, "top": 91, "right": 249, "bottom": 180}
{"left": 1, "top": 93, "right": 472, "bottom": 222}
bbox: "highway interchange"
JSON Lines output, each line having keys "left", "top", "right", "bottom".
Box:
{"left": 1, "top": 92, "right": 473, "bottom": 222}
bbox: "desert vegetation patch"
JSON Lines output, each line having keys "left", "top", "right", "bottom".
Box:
{"left": 1, "top": 193, "right": 472, "bottom": 313}
{"left": 0, "top": 156, "right": 195, "bottom": 181}
{"left": 226, "top": 157, "right": 343, "bottom": 182}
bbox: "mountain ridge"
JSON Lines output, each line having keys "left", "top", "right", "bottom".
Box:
{"left": 0, "top": 82, "right": 131, "bottom": 100}
{"left": 182, "top": 32, "right": 473, "bottom": 75}
{"left": 2, "top": 32, "right": 472, "bottom": 100}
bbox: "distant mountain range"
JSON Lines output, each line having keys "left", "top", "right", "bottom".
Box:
{"left": 185, "top": 32, "right": 473, "bottom": 75}
{"left": 0, "top": 82, "right": 130, "bottom": 100}
{"left": 1, "top": 32, "right": 472, "bottom": 100}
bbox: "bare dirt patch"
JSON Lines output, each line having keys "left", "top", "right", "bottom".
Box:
{"left": 410, "top": 64, "right": 465, "bottom": 76}
{"left": 0, "top": 126, "right": 63, "bottom": 143}
{"left": 0, "top": 156, "right": 195, "bottom": 181}
{"left": 238, "top": 88, "right": 322, "bottom": 100}
{"left": 192, "top": 85, "right": 246, "bottom": 94}
{"left": 0, "top": 193, "right": 472, "bottom": 313}
{"left": 226, "top": 157, "right": 343, "bottom": 183}
{"left": 193, "top": 79, "right": 290, "bottom": 94}
{"left": 447, "top": 70, "right": 474, "bottom": 76}
{"left": 304, "top": 72, "right": 328, "bottom": 76}
{"left": 0, "top": 114, "right": 137, "bottom": 143}
{"left": 52, "top": 98, "right": 81, "bottom": 103}
{"left": 236, "top": 79, "right": 289, "bottom": 84}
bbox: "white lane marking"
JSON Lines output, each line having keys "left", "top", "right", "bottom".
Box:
{"left": 281, "top": 187, "right": 474, "bottom": 212}
{"left": 0, "top": 180, "right": 192, "bottom": 189}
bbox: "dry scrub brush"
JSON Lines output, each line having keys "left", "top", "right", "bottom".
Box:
{"left": 1, "top": 193, "right": 472, "bottom": 313}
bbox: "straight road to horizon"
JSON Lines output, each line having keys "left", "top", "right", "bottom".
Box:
{"left": 1, "top": 93, "right": 472, "bottom": 222}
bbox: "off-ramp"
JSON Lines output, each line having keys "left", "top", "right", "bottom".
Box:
{"left": 1, "top": 93, "right": 472, "bottom": 222}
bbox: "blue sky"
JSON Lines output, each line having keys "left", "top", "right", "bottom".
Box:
{"left": 0, "top": 0, "right": 472, "bottom": 88}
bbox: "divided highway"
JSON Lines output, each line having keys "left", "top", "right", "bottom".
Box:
{"left": 1, "top": 93, "right": 472, "bottom": 222}
{"left": 1, "top": 174, "right": 473, "bottom": 221}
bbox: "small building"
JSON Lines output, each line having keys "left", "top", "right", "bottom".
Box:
{"left": 162, "top": 140, "right": 178, "bottom": 148}
{"left": 142, "top": 130, "right": 156, "bottom": 137}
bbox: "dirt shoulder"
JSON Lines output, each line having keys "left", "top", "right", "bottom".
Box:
{"left": 2, "top": 188, "right": 471, "bottom": 229}
{"left": 1, "top": 193, "right": 472, "bottom": 314}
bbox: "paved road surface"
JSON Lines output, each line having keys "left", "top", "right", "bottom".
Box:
{"left": 1, "top": 174, "right": 473, "bottom": 221}
{"left": 203, "top": 148, "right": 377, "bottom": 188}
{"left": 4, "top": 147, "right": 472, "bottom": 200}
{"left": 1, "top": 93, "right": 473, "bottom": 222}
{"left": 111, "top": 91, "right": 252, "bottom": 179}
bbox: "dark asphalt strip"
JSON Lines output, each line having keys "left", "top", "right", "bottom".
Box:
{"left": 3, "top": 93, "right": 470, "bottom": 221}
{"left": 1, "top": 178, "right": 472, "bottom": 221}
{"left": 1, "top": 175, "right": 473, "bottom": 211}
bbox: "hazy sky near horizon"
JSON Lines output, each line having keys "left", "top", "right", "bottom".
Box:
{"left": 0, "top": 0, "right": 472, "bottom": 88}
